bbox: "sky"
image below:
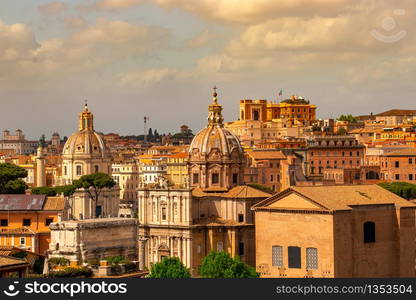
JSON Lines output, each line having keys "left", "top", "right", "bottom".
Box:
{"left": 0, "top": 0, "right": 415, "bottom": 139}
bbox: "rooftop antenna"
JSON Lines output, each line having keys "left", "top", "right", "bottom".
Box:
{"left": 144, "top": 116, "right": 149, "bottom": 143}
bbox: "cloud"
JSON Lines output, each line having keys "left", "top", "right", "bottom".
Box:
{"left": 0, "top": 18, "right": 170, "bottom": 86}
{"left": 186, "top": 29, "right": 214, "bottom": 48}
{"left": 153, "top": 0, "right": 359, "bottom": 24}
{"left": 116, "top": 68, "right": 191, "bottom": 87}
{"left": 91, "top": 0, "right": 143, "bottom": 11}
{"left": 0, "top": 21, "right": 38, "bottom": 63}
{"left": 38, "top": 2, "right": 68, "bottom": 15}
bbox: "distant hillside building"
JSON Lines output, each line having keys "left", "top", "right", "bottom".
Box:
{"left": 375, "top": 109, "right": 416, "bottom": 126}
{"left": 0, "top": 130, "right": 38, "bottom": 155}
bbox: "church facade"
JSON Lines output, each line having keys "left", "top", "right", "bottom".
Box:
{"left": 137, "top": 89, "right": 271, "bottom": 274}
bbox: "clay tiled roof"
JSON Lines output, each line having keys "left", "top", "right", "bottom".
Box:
{"left": 248, "top": 151, "right": 286, "bottom": 160}
{"left": 376, "top": 109, "right": 416, "bottom": 117}
{"left": 384, "top": 148, "right": 416, "bottom": 157}
{"left": 253, "top": 185, "right": 416, "bottom": 211}
{"left": 0, "top": 246, "right": 13, "bottom": 256}
{"left": 0, "top": 255, "right": 29, "bottom": 268}
{"left": 169, "top": 152, "right": 188, "bottom": 159}
{"left": 42, "top": 196, "right": 65, "bottom": 211}
{"left": 192, "top": 185, "right": 271, "bottom": 199}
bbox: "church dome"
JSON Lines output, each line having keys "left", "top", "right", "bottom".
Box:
{"left": 62, "top": 103, "right": 109, "bottom": 158}
{"left": 189, "top": 88, "right": 243, "bottom": 159}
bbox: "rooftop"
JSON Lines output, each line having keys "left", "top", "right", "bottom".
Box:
{"left": 253, "top": 185, "right": 416, "bottom": 211}
{"left": 192, "top": 185, "right": 272, "bottom": 199}
{"left": 376, "top": 109, "right": 416, "bottom": 117}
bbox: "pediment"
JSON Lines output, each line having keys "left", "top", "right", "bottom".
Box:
{"left": 267, "top": 192, "right": 327, "bottom": 210}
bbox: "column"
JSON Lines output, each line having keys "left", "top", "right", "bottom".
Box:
{"left": 138, "top": 238, "right": 147, "bottom": 270}
{"left": 186, "top": 238, "right": 192, "bottom": 268}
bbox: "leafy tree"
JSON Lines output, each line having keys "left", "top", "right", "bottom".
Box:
{"left": 379, "top": 182, "right": 416, "bottom": 200}
{"left": 0, "top": 163, "right": 28, "bottom": 194}
{"left": 199, "top": 251, "right": 258, "bottom": 278}
{"left": 31, "top": 185, "right": 76, "bottom": 197}
{"left": 148, "top": 257, "right": 191, "bottom": 278}
{"left": 73, "top": 172, "right": 116, "bottom": 204}
{"left": 338, "top": 114, "right": 358, "bottom": 123}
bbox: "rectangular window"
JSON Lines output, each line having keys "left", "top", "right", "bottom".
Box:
{"left": 272, "top": 246, "right": 283, "bottom": 267}
{"left": 306, "top": 248, "right": 318, "bottom": 270}
{"left": 232, "top": 173, "right": 238, "bottom": 184}
{"left": 162, "top": 207, "right": 167, "bottom": 221}
{"left": 395, "top": 174, "right": 400, "bottom": 180}
{"left": 22, "top": 219, "right": 31, "bottom": 226}
{"left": 20, "top": 237, "right": 25, "bottom": 246}
{"left": 409, "top": 174, "right": 413, "bottom": 181}
{"left": 409, "top": 158, "right": 413, "bottom": 164}
{"left": 395, "top": 161, "right": 400, "bottom": 168}
{"left": 212, "top": 173, "right": 219, "bottom": 184}
{"left": 288, "top": 246, "right": 301, "bottom": 269}
{"left": 0, "top": 219, "right": 8, "bottom": 226}
{"left": 45, "top": 218, "right": 54, "bottom": 226}
{"left": 193, "top": 173, "right": 199, "bottom": 184}
{"left": 239, "top": 242, "right": 244, "bottom": 256}
{"left": 238, "top": 214, "right": 244, "bottom": 223}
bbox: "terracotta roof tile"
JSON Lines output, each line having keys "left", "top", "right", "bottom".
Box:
{"left": 192, "top": 185, "right": 271, "bottom": 199}
{"left": 384, "top": 148, "right": 416, "bottom": 157}
{"left": 253, "top": 185, "right": 416, "bottom": 211}
{"left": 42, "top": 196, "right": 65, "bottom": 211}
{"left": 0, "top": 255, "right": 29, "bottom": 268}
{"left": 248, "top": 151, "right": 286, "bottom": 160}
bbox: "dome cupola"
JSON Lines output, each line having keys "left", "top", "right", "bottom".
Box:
{"left": 189, "top": 87, "right": 245, "bottom": 190}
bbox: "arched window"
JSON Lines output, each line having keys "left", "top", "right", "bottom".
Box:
{"left": 76, "top": 165, "right": 82, "bottom": 176}
{"left": 363, "top": 221, "right": 375, "bottom": 243}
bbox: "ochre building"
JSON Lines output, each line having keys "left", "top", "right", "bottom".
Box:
{"left": 252, "top": 185, "right": 416, "bottom": 278}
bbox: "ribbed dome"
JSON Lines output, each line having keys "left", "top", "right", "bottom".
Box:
{"left": 63, "top": 130, "right": 108, "bottom": 157}
{"left": 62, "top": 103, "right": 109, "bottom": 158}
{"left": 190, "top": 126, "right": 243, "bottom": 157}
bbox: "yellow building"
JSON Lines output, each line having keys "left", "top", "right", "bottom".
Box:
{"left": 166, "top": 152, "right": 188, "bottom": 187}
{"left": 253, "top": 185, "right": 416, "bottom": 278}
{"left": 226, "top": 95, "right": 316, "bottom": 147}
{"left": 239, "top": 96, "right": 317, "bottom": 126}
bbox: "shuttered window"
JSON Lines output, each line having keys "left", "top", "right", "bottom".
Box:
{"left": 288, "top": 246, "right": 301, "bottom": 269}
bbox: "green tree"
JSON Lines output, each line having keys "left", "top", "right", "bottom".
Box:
{"left": 73, "top": 172, "right": 116, "bottom": 204}
{"left": 338, "top": 114, "right": 357, "bottom": 123}
{"left": 148, "top": 257, "right": 191, "bottom": 278}
{"left": 379, "top": 182, "right": 416, "bottom": 200}
{"left": 199, "top": 251, "right": 258, "bottom": 278}
{"left": 31, "top": 185, "right": 76, "bottom": 197}
{"left": 0, "top": 163, "right": 28, "bottom": 194}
